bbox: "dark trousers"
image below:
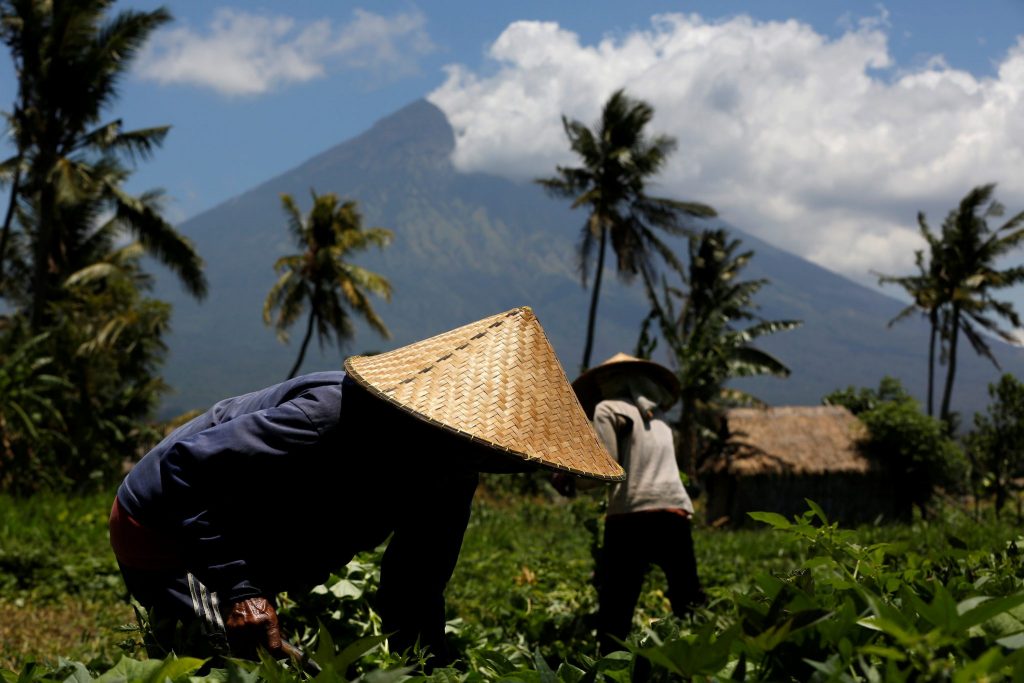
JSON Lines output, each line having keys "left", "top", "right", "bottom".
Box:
{"left": 596, "top": 511, "right": 704, "bottom": 653}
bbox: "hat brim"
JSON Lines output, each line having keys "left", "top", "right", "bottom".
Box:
{"left": 344, "top": 307, "right": 626, "bottom": 481}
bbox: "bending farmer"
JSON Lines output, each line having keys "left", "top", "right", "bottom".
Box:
{"left": 109, "top": 308, "right": 623, "bottom": 665}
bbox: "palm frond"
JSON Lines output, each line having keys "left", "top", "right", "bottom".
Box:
{"left": 107, "top": 184, "right": 207, "bottom": 299}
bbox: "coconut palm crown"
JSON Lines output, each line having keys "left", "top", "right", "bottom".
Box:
{"left": 932, "top": 184, "right": 1024, "bottom": 425}
{"left": 264, "top": 191, "right": 393, "bottom": 379}
{"left": 536, "top": 88, "right": 716, "bottom": 371}
{"left": 638, "top": 228, "right": 801, "bottom": 469}
{"left": 0, "top": 0, "right": 205, "bottom": 327}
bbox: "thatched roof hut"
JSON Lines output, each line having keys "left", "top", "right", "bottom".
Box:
{"left": 701, "top": 406, "right": 907, "bottom": 526}
{"left": 707, "top": 406, "right": 870, "bottom": 476}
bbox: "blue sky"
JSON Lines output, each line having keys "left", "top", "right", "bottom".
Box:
{"left": 2, "top": 0, "right": 1024, "bottom": 325}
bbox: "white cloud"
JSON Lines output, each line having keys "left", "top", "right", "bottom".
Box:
{"left": 135, "top": 8, "right": 435, "bottom": 96}
{"left": 428, "top": 14, "right": 1024, "bottom": 288}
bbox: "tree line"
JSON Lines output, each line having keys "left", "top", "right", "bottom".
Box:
{"left": 1, "top": 0, "right": 1022, "bottom": 519}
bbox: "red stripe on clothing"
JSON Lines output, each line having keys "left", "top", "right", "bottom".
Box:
{"left": 109, "top": 497, "right": 184, "bottom": 571}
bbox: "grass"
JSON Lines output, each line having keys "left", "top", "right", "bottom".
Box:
{"left": 2, "top": 481, "right": 1022, "bottom": 674}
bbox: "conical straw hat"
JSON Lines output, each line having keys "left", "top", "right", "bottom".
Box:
{"left": 344, "top": 307, "right": 624, "bottom": 481}
{"left": 572, "top": 352, "right": 680, "bottom": 419}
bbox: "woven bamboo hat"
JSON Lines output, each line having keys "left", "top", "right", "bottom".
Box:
{"left": 572, "top": 352, "right": 680, "bottom": 419}
{"left": 344, "top": 307, "right": 624, "bottom": 481}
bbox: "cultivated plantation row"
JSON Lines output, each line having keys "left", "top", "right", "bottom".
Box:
{"left": 3, "top": 487, "right": 1024, "bottom": 680}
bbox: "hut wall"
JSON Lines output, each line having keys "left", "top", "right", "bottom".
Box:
{"left": 704, "top": 471, "right": 910, "bottom": 527}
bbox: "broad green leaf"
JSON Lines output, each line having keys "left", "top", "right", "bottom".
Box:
{"left": 858, "top": 645, "right": 908, "bottom": 662}
{"left": 857, "top": 617, "right": 916, "bottom": 645}
{"left": 334, "top": 635, "right": 388, "bottom": 674}
{"left": 747, "top": 511, "right": 791, "bottom": 529}
{"left": 357, "top": 668, "right": 414, "bottom": 683}
{"left": 253, "top": 651, "right": 291, "bottom": 683}
{"left": 143, "top": 657, "right": 205, "bottom": 683}
{"left": 805, "top": 499, "right": 829, "bottom": 525}
{"left": 59, "top": 660, "right": 94, "bottom": 683}
{"left": 531, "top": 650, "right": 556, "bottom": 683}
{"left": 477, "top": 651, "right": 515, "bottom": 675}
{"left": 328, "top": 579, "right": 363, "bottom": 600}
{"left": 998, "top": 633, "right": 1024, "bottom": 650}
{"left": 952, "top": 647, "right": 1006, "bottom": 683}
{"left": 15, "top": 663, "right": 41, "bottom": 683}
{"left": 553, "top": 663, "right": 586, "bottom": 683}
{"left": 802, "top": 655, "right": 842, "bottom": 677}
{"left": 95, "top": 658, "right": 164, "bottom": 683}
{"left": 956, "top": 593, "right": 1024, "bottom": 633}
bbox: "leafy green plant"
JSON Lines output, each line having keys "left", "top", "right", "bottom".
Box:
{"left": 825, "top": 377, "right": 967, "bottom": 517}
{"left": 7, "top": 491, "right": 1024, "bottom": 680}
{"left": 637, "top": 228, "right": 801, "bottom": 472}
{"left": 966, "top": 374, "right": 1024, "bottom": 519}
{"left": 0, "top": 328, "right": 69, "bottom": 491}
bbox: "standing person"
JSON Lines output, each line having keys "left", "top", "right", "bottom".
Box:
{"left": 109, "top": 308, "right": 624, "bottom": 666}
{"left": 571, "top": 353, "right": 705, "bottom": 653}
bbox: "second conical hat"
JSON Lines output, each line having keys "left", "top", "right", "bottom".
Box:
{"left": 572, "top": 352, "right": 680, "bottom": 419}
{"left": 344, "top": 307, "right": 624, "bottom": 481}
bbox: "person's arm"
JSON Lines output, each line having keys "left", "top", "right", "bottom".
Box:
{"left": 157, "top": 397, "right": 329, "bottom": 655}
{"left": 158, "top": 399, "right": 324, "bottom": 599}
{"left": 552, "top": 402, "right": 631, "bottom": 496}
{"left": 580, "top": 401, "right": 632, "bottom": 491}
{"left": 592, "top": 401, "right": 631, "bottom": 463}
{"left": 376, "top": 471, "right": 478, "bottom": 669}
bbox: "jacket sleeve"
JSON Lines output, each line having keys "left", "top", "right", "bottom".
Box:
{"left": 157, "top": 399, "right": 324, "bottom": 603}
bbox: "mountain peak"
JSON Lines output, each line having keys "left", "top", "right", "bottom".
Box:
{"left": 290, "top": 99, "right": 454, "bottom": 184}
{"left": 367, "top": 99, "right": 453, "bottom": 148}
{"left": 156, "top": 98, "right": 1024, "bottom": 417}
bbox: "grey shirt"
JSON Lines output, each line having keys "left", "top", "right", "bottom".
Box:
{"left": 593, "top": 398, "right": 694, "bottom": 517}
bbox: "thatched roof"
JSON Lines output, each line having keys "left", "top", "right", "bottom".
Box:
{"left": 704, "top": 406, "right": 871, "bottom": 476}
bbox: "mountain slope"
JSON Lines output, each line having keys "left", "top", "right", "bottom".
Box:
{"left": 153, "top": 99, "right": 1024, "bottom": 418}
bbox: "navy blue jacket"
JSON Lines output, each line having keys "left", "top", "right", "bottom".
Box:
{"left": 117, "top": 371, "right": 478, "bottom": 655}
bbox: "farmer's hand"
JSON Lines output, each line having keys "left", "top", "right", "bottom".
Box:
{"left": 225, "top": 597, "right": 283, "bottom": 658}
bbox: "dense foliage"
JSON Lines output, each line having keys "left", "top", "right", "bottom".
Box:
{"left": 824, "top": 377, "right": 967, "bottom": 516}
{"left": 6, "top": 491, "right": 1024, "bottom": 681}
{"left": 637, "top": 228, "right": 801, "bottom": 471}
{"left": 0, "top": 0, "right": 201, "bottom": 492}
{"left": 0, "top": 250, "right": 171, "bottom": 492}
{"left": 966, "top": 374, "right": 1024, "bottom": 519}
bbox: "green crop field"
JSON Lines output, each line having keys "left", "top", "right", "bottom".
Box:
{"left": 3, "top": 479, "right": 1024, "bottom": 681}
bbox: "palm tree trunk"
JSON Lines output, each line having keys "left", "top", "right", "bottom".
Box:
{"left": 940, "top": 303, "right": 961, "bottom": 427}
{"left": 581, "top": 221, "right": 608, "bottom": 372}
{"left": 926, "top": 308, "right": 937, "bottom": 417}
{"left": 678, "top": 394, "right": 698, "bottom": 476}
{"left": 289, "top": 308, "right": 316, "bottom": 379}
{"left": 30, "top": 179, "right": 56, "bottom": 331}
{"left": 0, "top": 162, "right": 21, "bottom": 289}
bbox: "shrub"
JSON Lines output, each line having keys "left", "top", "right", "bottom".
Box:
{"left": 825, "top": 377, "right": 967, "bottom": 516}
{"left": 966, "top": 374, "right": 1024, "bottom": 518}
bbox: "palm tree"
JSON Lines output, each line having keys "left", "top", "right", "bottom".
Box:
{"left": 0, "top": 0, "right": 205, "bottom": 327}
{"left": 877, "top": 218, "right": 945, "bottom": 416}
{"left": 264, "top": 191, "right": 393, "bottom": 379}
{"left": 638, "top": 229, "right": 801, "bottom": 469}
{"left": 0, "top": 123, "right": 26, "bottom": 291}
{"left": 536, "top": 89, "right": 716, "bottom": 371}
{"left": 932, "top": 184, "right": 1024, "bottom": 425}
